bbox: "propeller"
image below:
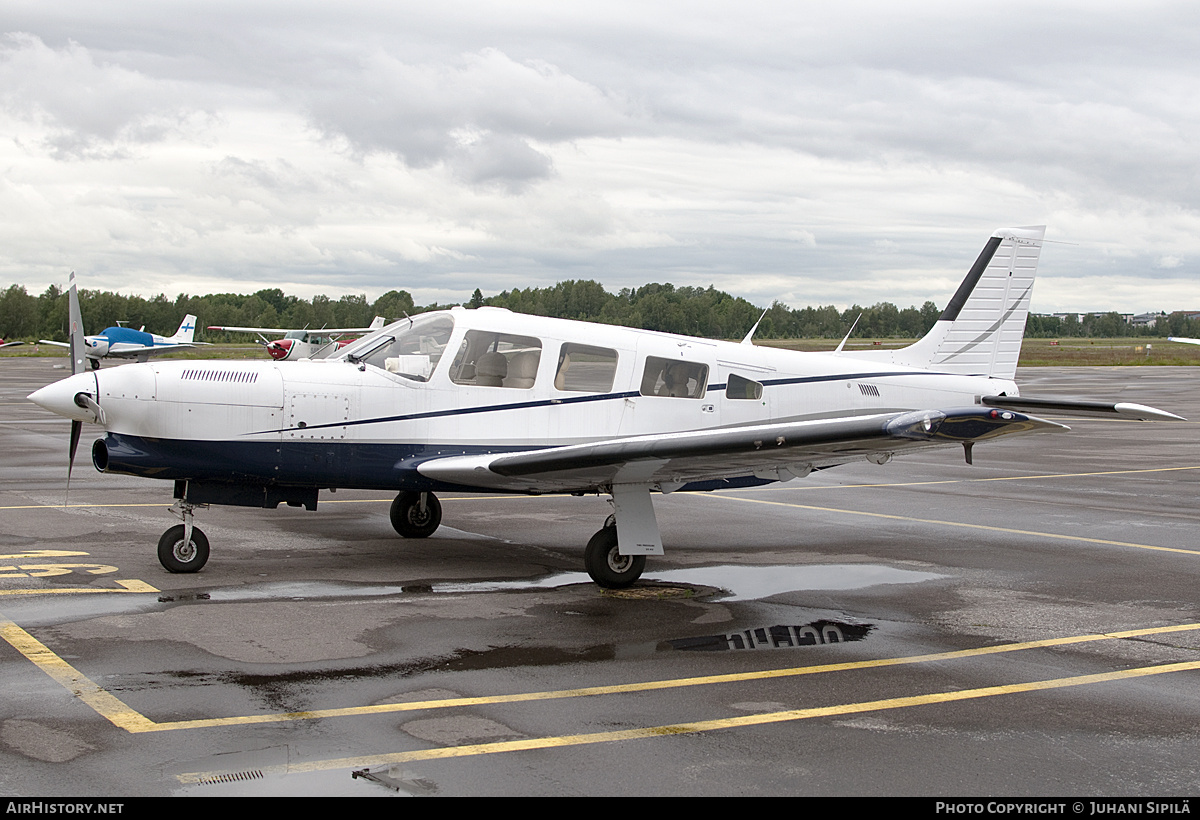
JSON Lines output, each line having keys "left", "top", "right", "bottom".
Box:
{"left": 66, "top": 271, "right": 89, "bottom": 502}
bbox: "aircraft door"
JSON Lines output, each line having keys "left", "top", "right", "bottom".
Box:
{"left": 619, "top": 339, "right": 719, "bottom": 436}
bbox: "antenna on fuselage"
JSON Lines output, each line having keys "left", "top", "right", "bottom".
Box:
{"left": 834, "top": 313, "right": 862, "bottom": 353}
{"left": 740, "top": 309, "right": 768, "bottom": 346}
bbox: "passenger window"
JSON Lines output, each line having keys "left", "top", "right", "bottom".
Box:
{"left": 450, "top": 331, "right": 542, "bottom": 388}
{"left": 640, "top": 356, "right": 708, "bottom": 398}
{"left": 726, "top": 373, "right": 764, "bottom": 400}
{"left": 554, "top": 344, "right": 618, "bottom": 393}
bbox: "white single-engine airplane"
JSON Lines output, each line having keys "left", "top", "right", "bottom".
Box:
{"left": 207, "top": 318, "right": 387, "bottom": 361}
{"left": 29, "top": 227, "right": 1182, "bottom": 587}
{"left": 40, "top": 273, "right": 201, "bottom": 369}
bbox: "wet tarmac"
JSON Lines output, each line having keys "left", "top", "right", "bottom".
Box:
{"left": 3, "top": 358, "right": 1200, "bottom": 796}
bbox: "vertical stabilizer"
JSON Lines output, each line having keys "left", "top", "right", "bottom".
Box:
{"left": 842, "top": 226, "right": 1045, "bottom": 379}
{"left": 171, "top": 315, "right": 198, "bottom": 343}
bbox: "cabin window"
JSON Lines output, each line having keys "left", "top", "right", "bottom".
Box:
{"left": 726, "top": 373, "right": 764, "bottom": 400}
{"left": 640, "top": 356, "right": 708, "bottom": 398}
{"left": 450, "top": 331, "right": 542, "bottom": 388}
{"left": 554, "top": 344, "right": 618, "bottom": 393}
{"left": 341, "top": 313, "right": 454, "bottom": 380}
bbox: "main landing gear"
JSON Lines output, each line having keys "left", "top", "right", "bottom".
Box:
{"left": 584, "top": 521, "right": 646, "bottom": 589}
{"left": 158, "top": 500, "right": 209, "bottom": 573}
{"left": 385, "top": 489, "right": 651, "bottom": 589}
{"left": 390, "top": 491, "right": 442, "bottom": 538}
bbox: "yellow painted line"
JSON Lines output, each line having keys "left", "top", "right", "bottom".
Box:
{"left": 145, "top": 622, "right": 1200, "bottom": 732}
{"left": 712, "top": 495, "right": 1200, "bottom": 557}
{"left": 0, "top": 617, "right": 157, "bottom": 733}
{"left": 4, "top": 610, "right": 1196, "bottom": 734}
{"left": 177, "top": 658, "right": 1200, "bottom": 781}
{"left": 0, "top": 579, "right": 159, "bottom": 597}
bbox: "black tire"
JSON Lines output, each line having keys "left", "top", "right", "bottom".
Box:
{"left": 157, "top": 524, "right": 210, "bottom": 573}
{"left": 390, "top": 492, "right": 442, "bottom": 538}
{"left": 584, "top": 526, "right": 645, "bottom": 589}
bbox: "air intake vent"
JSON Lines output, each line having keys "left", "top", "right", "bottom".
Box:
{"left": 181, "top": 369, "right": 259, "bottom": 383}
{"left": 857, "top": 383, "right": 880, "bottom": 397}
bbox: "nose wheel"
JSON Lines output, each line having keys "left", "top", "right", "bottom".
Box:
{"left": 159, "top": 499, "right": 209, "bottom": 573}
{"left": 157, "top": 524, "right": 209, "bottom": 573}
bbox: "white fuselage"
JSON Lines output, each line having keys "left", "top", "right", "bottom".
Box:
{"left": 34, "top": 306, "right": 1018, "bottom": 492}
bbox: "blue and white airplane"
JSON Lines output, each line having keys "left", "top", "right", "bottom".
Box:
{"left": 40, "top": 273, "right": 200, "bottom": 369}
{"left": 28, "top": 228, "right": 1182, "bottom": 588}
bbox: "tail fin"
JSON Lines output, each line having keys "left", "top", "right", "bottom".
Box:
{"left": 369, "top": 316, "right": 385, "bottom": 330}
{"left": 844, "top": 226, "right": 1045, "bottom": 379}
{"left": 171, "top": 315, "right": 197, "bottom": 343}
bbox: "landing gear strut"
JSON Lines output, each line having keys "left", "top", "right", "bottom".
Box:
{"left": 584, "top": 523, "right": 645, "bottom": 589}
{"left": 390, "top": 491, "right": 442, "bottom": 538}
{"left": 158, "top": 500, "right": 209, "bottom": 573}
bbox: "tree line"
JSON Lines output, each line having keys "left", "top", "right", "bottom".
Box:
{"left": 0, "top": 279, "right": 1187, "bottom": 342}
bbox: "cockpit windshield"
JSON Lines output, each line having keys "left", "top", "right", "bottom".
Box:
{"left": 338, "top": 313, "right": 455, "bottom": 381}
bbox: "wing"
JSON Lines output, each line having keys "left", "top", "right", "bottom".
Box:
{"left": 1169, "top": 337, "right": 1200, "bottom": 346}
{"left": 207, "top": 325, "right": 291, "bottom": 333}
{"left": 417, "top": 407, "right": 1066, "bottom": 494}
{"left": 107, "top": 342, "right": 193, "bottom": 358}
{"left": 207, "top": 325, "right": 380, "bottom": 334}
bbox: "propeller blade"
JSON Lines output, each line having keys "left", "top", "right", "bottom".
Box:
{"left": 67, "top": 271, "right": 88, "bottom": 375}
{"left": 67, "top": 419, "right": 81, "bottom": 505}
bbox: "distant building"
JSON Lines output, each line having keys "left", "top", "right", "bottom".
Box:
{"left": 1035, "top": 312, "right": 1158, "bottom": 327}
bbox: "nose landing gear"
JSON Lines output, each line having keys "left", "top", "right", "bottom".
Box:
{"left": 158, "top": 500, "right": 209, "bottom": 572}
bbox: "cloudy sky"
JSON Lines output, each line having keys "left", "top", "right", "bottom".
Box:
{"left": 2, "top": 1, "right": 1198, "bottom": 314}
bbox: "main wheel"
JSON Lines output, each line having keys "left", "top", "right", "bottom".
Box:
{"left": 584, "top": 526, "right": 645, "bottom": 589}
{"left": 157, "top": 525, "right": 210, "bottom": 573}
{"left": 390, "top": 492, "right": 442, "bottom": 538}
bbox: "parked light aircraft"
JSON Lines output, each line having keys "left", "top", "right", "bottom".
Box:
{"left": 29, "top": 227, "right": 1182, "bottom": 587}
{"left": 207, "top": 318, "right": 387, "bottom": 361}
{"left": 40, "top": 273, "right": 200, "bottom": 369}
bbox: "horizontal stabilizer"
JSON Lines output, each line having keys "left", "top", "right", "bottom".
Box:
{"left": 980, "top": 395, "right": 1184, "bottom": 421}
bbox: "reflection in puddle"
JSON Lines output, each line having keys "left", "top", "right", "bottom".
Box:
{"left": 670, "top": 619, "right": 872, "bottom": 652}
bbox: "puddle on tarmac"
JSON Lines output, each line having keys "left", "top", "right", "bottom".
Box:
{"left": 645, "top": 563, "right": 944, "bottom": 601}
{"left": 437, "top": 563, "right": 943, "bottom": 601}
{"left": 147, "top": 563, "right": 942, "bottom": 606}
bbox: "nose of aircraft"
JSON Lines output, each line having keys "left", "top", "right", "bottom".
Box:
{"left": 267, "top": 339, "right": 292, "bottom": 360}
{"left": 28, "top": 372, "right": 100, "bottom": 422}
